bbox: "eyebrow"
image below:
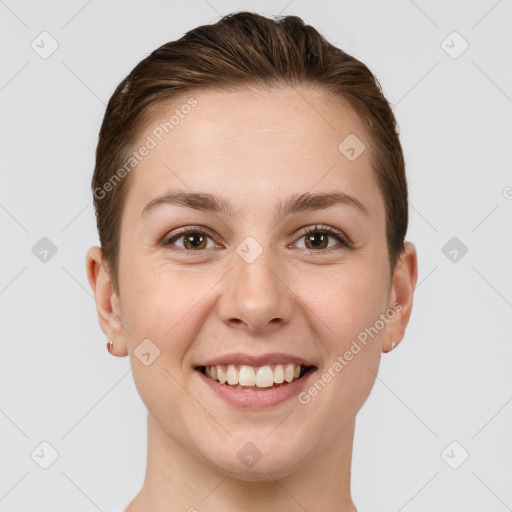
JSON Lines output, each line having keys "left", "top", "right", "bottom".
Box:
{"left": 139, "top": 190, "right": 369, "bottom": 221}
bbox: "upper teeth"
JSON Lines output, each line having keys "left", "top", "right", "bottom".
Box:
{"left": 204, "top": 364, "right": 302, "bottom": 387}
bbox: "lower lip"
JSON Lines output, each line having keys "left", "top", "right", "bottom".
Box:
{"left": 196, "top": 368, "right": 317, "bottom": 408}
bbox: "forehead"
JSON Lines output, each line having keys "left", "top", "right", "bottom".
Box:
{"left": 124, "top": 85, "right": 382, "bottom": 220}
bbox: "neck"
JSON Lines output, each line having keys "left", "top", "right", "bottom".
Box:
{"left": 127, "top": 413, "right": 357, "bottom": 512}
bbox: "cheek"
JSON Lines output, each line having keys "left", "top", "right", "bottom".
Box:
{"left": 301, "top": 258, "right": 389, "bottom": 344}
{"left": 293, "top": 279, "right": 384, "bottom": 445}
{"left": 120, "top": 261, "right": 224, "bottom": 398}
{"left": 297, "top": 261, "right": 387, "bottom": 406}
{"left": 123, "top": 267, "right": 201, "bottom": 349}
{"left": 121, "top": 267, "right": 201, "bottom": 428}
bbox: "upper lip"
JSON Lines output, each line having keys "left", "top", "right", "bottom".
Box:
{"left": 196, "top": 352, "right": 316, "bottom": 368}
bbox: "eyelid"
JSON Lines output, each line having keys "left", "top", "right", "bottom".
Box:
{"left": 163, "top": 225, "right": 221, "bottom": 247}
{"left": 293, "top": 224, "right": 351, "bottom": 248}
{"left": 163, "top": 224, "right": 351, "bottom": 252}
{"left": 297, "top": 224, "right": 350, "bottom": 244}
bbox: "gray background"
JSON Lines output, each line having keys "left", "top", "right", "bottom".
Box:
{"left": 1, "top": 0, "right": 511, "bottom": 510}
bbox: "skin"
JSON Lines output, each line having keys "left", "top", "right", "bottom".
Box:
{"left": 86, "top": 85, "right": 418, "bottom": 512}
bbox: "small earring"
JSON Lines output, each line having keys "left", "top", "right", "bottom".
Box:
{"left": 391, "top": 341, "right": 397, "bottom": 350}
{"left": 107, "top": 340, "right": 114, "bottom": 354}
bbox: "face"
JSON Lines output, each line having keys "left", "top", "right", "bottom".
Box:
{"left": 96, "top": 85, "right": 409, "bottom": 479}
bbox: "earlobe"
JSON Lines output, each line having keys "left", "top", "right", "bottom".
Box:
{"left": 382, "top": 242, "right": 419, "bottom": 353}
{"left": 85, "top": 246, "right": 128, "bottom": 356}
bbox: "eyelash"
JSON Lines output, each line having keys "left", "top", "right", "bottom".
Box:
{"left": 163, "top": 224, "right": 351, "bottom": 254}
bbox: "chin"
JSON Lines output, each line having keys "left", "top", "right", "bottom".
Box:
{"left": 198, "top": 438, "right": 308, "bottom": 481}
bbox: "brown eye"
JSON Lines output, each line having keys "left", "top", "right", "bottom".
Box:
{"left": 294, "top": 225, "right": 349, "bottom": 252}
{"left": 304, "top": 232, "right": 329, "bottom": 250}
{"left": 164, "top": 229, "right": 216, "bottom": 251}
{"left": 182, "top": 233, "right": 208, "bottom": 250}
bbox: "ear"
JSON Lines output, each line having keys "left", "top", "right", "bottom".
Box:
{"left": 382, "top": 242, "right": 418, "bottom": 353}
{"left": 85, "top": 246, "right": 128, "bottom": 356}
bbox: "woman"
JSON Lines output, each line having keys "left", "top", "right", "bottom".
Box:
{"left": 86, "top": 11, "right": 418, "bottom": 511}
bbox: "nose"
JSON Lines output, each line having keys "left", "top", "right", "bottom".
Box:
{"left": 217, "top": 247, "right": 294, "bottom": 333}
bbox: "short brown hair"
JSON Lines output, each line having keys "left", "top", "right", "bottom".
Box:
{"left": 91, "top": 11, "right": 408, "bottom": 295}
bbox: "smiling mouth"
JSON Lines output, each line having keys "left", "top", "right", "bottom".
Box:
{"left": 196, "top": 363, "right": 316, "bottom": 391}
